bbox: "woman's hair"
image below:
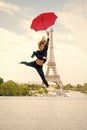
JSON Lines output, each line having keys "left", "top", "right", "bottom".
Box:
{"left": 38, "top": 36, "right": 46, "bottom": 48}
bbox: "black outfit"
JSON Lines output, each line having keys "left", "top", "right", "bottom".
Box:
{"left": 21, "top": 38, "right": 49, "bottom": 87}
{"left": 31, "top": 38, "right": 49, "bottom": 63}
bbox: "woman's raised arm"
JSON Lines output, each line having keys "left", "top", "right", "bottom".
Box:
{"left": 45, "top": 31, "right": 50, "bottom": 48}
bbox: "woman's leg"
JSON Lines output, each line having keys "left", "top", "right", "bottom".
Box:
{"left": 20, "top": 61, "right": 36, "bottom": 68}
{"left": 20, "top": 61, "right": 49, "bottom": 87}
{"left": 36, "top": 67, "right": 49, "bottom": 87}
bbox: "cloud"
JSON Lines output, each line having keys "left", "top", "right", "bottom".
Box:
{"left": 19, "top": 19, "right": 32, "bottom": 31}
{"left": 0, "top": 1, "right": 20, "bottom": 15}
{"left": 56, "top": 0, "right": 87, "bottom": 51}
{"left": 19, "top": 18, "right": 48, "bottom": 43}
{"left": 54, "top": 41, "right": 87, "bottom": 84}
{"left": 0, "top": 27, "right": 35, "bottom": 53}
{"left": 63, "top": 0, "right": 87, "bottom": 16}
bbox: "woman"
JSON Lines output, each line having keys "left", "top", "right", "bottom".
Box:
{"left": 20, "top": 32, "right": 54, "bottom": 91}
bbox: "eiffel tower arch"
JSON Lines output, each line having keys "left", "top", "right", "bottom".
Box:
{"left": 45, "top": 28, "right": 63, "bottom": 89}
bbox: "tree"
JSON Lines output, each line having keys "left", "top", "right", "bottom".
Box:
{"left": 0, "top": 77, "right": 4, "bottom": 84}
{"left": 0, "top": 80, "right": 18, "bottom": 96}
{"left": 84, "top": 83, "right": 87, "bottom": 87}
{"left": 64, "top": 84, "right": 73, "bottom": 90}
{"left": 0, "top": 81, "right": 30, "bottom": 96}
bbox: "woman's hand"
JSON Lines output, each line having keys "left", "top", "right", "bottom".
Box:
{"left": 43, "top": 57, "right": 48, "bottom": 60}
{"left": 31, "top": 51, "right": 36, "bottom": 58}
{"left": 46, "top": 31, "right": 49, "bottom": 37}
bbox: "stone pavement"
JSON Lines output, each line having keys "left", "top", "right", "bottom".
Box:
{"left": 0, "top": 91, "right": 87, "bottom": 130}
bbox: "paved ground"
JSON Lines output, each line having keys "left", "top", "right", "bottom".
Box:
{"left": 0, "top": 91, "right": 87, "bottom": 130}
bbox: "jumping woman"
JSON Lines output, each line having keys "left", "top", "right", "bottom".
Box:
{"left": 20, "top": 31, "right": 54, "bottom": 91}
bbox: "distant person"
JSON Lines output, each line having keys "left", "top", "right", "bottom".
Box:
{"left": 20, "top": 31, "right": 54, "bottom": 91}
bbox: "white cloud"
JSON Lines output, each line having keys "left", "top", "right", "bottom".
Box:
{"left": 56, "top": 0, "right": 87, "bottom": 52}
{"left": 54, "top": 42, "right": 87, "bottom": 84}
{"left": 59, "top": 12, "right": 87, "bottom": 35}
{"left": 63, "top": 0, "right": 87, "bottom": 16}
{"left": 53, "top": 0, "right": 87, "bottom": 84}
{"left": 0, "top": 1, "right": 20, "bottom": 15}
{"left": 19, "top": 19, "right": 32, "bottom": 31}
{"left": 19, "top": 18, "right": 49, "bottom": 44}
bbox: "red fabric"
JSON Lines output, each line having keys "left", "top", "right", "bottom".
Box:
{"left": 30, "top": 12, "right": 57, "bottom": 31}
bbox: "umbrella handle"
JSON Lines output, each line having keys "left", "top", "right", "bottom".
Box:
{"left": 46, "top": 30, "right": 50, "bottom": 37}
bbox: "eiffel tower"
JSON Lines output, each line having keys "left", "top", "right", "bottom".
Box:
{"left": 45, "top": 28, "right": 63, "bottom": 89}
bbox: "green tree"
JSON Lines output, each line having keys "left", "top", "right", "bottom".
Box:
{"left": 76, "top": 84, "right": 82, "bottom": 91}
{"left": 0, "top": 77, "right": 4, "bottom": 84}
{"left": 0, "top": 80, "right": 18, "bottom": 96}
{"left": 84, "top": 83, "right": 87, "bottom": 87}
{"left": 17, "top": 84, "right": 29, "bottom": 96}
{"left": 63, "top": 84, "right": 73, "bottom": 90}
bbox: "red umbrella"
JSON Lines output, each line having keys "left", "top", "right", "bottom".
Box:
{"left": 30, "top": 12, "right": 57, "bottom": 31}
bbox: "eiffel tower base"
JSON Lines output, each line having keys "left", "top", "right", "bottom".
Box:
{"left": 45, "top": 75, "right": 64, "bottom": 95}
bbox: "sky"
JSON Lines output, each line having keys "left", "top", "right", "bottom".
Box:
{"left": 0, "top": 0, "right": 87, "bottom": 85}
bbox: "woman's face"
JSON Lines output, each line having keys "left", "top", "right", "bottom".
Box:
{"left": 39, "top": 44, "right": 45, "bottom": 51}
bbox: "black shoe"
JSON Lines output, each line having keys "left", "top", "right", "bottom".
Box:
{"left": 19, "top": 61, "right": 25, "bottom": 64}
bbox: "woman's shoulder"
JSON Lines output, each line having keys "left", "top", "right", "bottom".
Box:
{"left": 36, "top": 50, "right": 42, "bottom": 54}
{"left": 37, "top": 49, "right": 46, "bottom": 54}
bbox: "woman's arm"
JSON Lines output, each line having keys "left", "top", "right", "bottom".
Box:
{"left": 45, "top": 38, "right": 49, "bottom": 46}
{"left": 45, "top": 31, "right": 50, "bottom": 49}
{"left": 31, "top": 51, "right": 44, "bottom": 60}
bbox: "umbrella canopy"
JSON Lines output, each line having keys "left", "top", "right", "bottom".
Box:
{"left": 30, "top": 12, "right": 57, "bottom": 31}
